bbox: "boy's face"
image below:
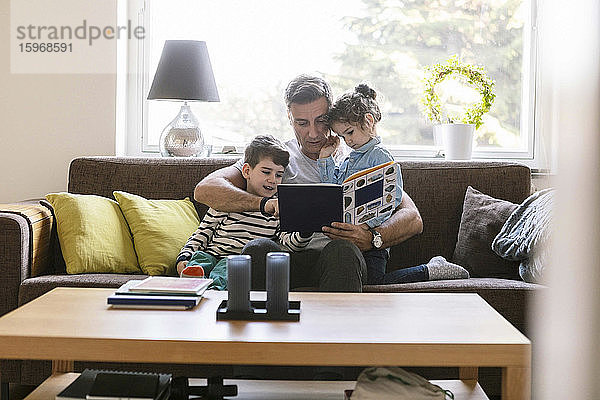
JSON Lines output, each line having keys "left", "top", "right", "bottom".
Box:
{"left": 242, "top": 157, "right": 285, "bottom": 197}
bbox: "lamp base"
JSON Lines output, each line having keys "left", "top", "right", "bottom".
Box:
{"left": 159, "top": 102, "right": 206, "bottom": 157}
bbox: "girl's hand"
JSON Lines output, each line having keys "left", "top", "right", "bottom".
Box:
{"left": 319, "top": 134, "right": 340, "bottom": 159}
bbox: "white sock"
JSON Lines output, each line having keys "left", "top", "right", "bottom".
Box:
{"left": 426, "top": 256, "right": 470, "bottom": 281}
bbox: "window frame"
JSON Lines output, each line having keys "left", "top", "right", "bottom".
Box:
{"left": 118, "top": 0, "right": 546, "bottom": 170}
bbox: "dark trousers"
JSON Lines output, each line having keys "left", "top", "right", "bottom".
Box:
{"left": 242, "top": 238, "right": 367, "bottom": 292}
{"left": 364, "top": 249, "right": 428, "bottom": 285}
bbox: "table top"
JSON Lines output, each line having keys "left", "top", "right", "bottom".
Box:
{"left": 0, "top": 288, "right": 530, "bottom": 367}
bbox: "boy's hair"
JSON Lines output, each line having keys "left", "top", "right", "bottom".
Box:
{"left": 284, "top": 74, "right": 333, "bottom": 109}
{"left": 328, "top": 83, "right": 382, "bottom": 129}
{"left": 244, "top": 135, "right": 290, "bottom": 168}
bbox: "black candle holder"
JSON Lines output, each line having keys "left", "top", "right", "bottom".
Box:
{"left": 216, "top": 300, "right": 301, "bottom": 321}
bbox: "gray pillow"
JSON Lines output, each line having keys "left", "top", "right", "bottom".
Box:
{"left": 452, "top": 186, "right": 520, "bottom": 279}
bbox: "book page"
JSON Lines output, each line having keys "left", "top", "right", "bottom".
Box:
{"left": 342, "top": 162, "right": 399, "bottom": 225}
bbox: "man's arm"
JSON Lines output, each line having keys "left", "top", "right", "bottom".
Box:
{"left": 321, "top": 190, "right": 423, "bottom": 251}
{"left": 377, "top": 191, "right": 423, "bottom": 247}
{"left": 194, "top": 165, "right": 262, "bottom": 212}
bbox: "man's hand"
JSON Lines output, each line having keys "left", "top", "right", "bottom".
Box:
{"left": 322, "top": 222, "right": 372, "bottom": 251}
{"left": 264, "top": 198, "right": 279, "bottom": 217}
{"left": 319, "top": 134, "right": 340, "bottom": 159}
{"left": 176, "top": 260, "right": 188, "bottom": 275}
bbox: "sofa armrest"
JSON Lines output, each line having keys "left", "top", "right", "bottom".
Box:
{"left": 0, "top": 202, "right": 53, "bottom": 316}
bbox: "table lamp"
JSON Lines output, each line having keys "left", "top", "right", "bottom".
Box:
{"left": 147, "top": 40, "right": 220, "bottom": 157}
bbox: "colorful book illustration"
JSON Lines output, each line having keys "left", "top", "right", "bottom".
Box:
{"left": 341, "top": 161, "right": 399, "bottom": 225}
{"left": 277, "top": 161, "right": 400, "bottom": 232}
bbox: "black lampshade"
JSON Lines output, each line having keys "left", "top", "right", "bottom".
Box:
{"left": 147, "top": 40, "right": 220, "bottom": 102}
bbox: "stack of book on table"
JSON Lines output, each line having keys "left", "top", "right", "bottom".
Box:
{"left": 56, "top": 369, "right": 171, "bottom": 400}
{"left": 107, "top": 276, "right": 212, "bottom": 310}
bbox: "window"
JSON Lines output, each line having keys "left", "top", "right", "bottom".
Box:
{"left": 124, "top": 0, "right": 539, "bottom": 166}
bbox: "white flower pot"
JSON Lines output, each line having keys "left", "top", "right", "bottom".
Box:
{"left": 433, "top": 123, "right": 475, "bottom": 160}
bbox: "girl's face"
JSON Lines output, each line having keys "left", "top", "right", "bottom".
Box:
{"left": 330, "top": 114, "right": 375, "bottom": 150}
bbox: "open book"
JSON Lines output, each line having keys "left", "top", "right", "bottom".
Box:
{"left": 278, "top": 161, "right": 400, "bottom": 232}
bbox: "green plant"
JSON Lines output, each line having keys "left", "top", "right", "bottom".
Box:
{"left": 421, "top": 55, "right": 496, "bottom": 129}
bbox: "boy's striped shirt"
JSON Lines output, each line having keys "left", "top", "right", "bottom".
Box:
{"left": 176, "top": 208, "right": 311, "bottom": 263}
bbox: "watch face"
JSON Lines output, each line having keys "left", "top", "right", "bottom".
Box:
{"left": 372, "top": 232, "right": 383, "bottom": 248}
{"left": 374, "top": 238, "right": 383, "bottom": 248}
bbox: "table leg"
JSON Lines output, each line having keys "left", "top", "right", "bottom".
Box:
{"left": 502, "top": 367, "right": 531, "bottom": 400}
{"left": 459, "top": 367, "right": 478, "bottom": 381}
{"left": 51, "top": 360, "right": 74, "bottom": 373}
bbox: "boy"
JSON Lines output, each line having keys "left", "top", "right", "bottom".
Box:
{"left": 176, "top": 135, "right": 312, "bottom": 290}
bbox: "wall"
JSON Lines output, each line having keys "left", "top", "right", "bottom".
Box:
{"left": 0, "top": 0, "right": 117, "bottom": 203}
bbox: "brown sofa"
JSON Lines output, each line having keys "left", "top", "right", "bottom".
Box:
{"left": 0, "top": 157, "right": 544, "bottom": 394}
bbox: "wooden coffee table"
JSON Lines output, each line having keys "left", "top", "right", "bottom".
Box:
{"left": 0, "top": 288, "right": 530, "bottom": 399}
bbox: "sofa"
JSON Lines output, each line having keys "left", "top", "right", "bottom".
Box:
{"left": 0, "top": 156, "right": 544, "bottom": 395}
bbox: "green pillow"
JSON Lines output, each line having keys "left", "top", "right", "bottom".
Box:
{"left": 45, "top": 193, "right": 140, "bottom": 274}
{"left": 113, "top": 191, "right": 200, "bottom": 276}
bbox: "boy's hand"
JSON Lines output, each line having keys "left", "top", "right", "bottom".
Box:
{"left": 319, "top": 134, "right": 340, "bottom": 159}
{"left": 264, "top": 198, "right": 279, "bottom": 217}
{"left": 176, "top": 260, "right": 188, "bottom": 275}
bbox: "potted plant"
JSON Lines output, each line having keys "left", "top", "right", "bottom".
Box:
{"left": 421, "top": 55, "right": 496, "bottom": 160}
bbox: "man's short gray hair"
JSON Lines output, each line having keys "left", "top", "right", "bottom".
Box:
{"left": 284, "top": 74, "right": 333, "bottom": 109}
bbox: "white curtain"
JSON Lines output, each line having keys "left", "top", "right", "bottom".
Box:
{"left": 534, "top": 0, "right": 600, "bottom": 398}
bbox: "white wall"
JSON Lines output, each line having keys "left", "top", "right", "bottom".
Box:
{"left": 0, "top": 0, "right": 117, "bottom": 203}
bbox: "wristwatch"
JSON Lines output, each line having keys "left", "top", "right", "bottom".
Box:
{"left": 369, "top": 227, "right": 383, "bottom": 249}
{"left": 259, "top": 197, "right": 272, "bottom": 217}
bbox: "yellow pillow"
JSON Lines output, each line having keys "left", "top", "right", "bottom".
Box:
{"left": 45, "top": 193, "right": 140, "bottom": 274}
{"left": 113, "top": 191, "right": 200, "bottom": 276}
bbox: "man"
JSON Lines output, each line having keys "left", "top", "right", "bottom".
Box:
{"left": 194, "top": 74, "right": 423, "bottom": 292}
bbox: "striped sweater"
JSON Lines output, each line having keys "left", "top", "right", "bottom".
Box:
{"left": 176, "top": 208, "right": 312, "bottom": 262}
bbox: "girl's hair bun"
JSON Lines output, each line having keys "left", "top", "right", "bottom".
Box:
{"left": 355, "top": 83, "right": 377, "bottom": 100}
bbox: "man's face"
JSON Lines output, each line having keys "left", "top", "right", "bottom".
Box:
{"left": 242, "top": 157, "right": 285, "bottom": 198}
{"left": 288, "top": 97, "right": 330, "bottom": 160}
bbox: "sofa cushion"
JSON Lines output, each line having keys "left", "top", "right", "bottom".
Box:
{"left": 18, "top": 274, "right": 147, "bottom": 307}
{"left": 44, "top": 193, "right": 140, "bottom": 275}
{"left": 113, "top": 191, "right": 200, "bottom": 276}
{"left": 364, "top": 277, "right": 544, "bottom": 335}
{"left": 452, "top": 186, "right": 521, "bottom": 280}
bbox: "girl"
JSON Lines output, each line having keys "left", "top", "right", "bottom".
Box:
{"left": 319, "top": 83, "right": 469, "bottom": 285}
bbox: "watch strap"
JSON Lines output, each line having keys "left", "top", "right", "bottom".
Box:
{"left": 260, "top": 197, "right": 272, "bottom": 217}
